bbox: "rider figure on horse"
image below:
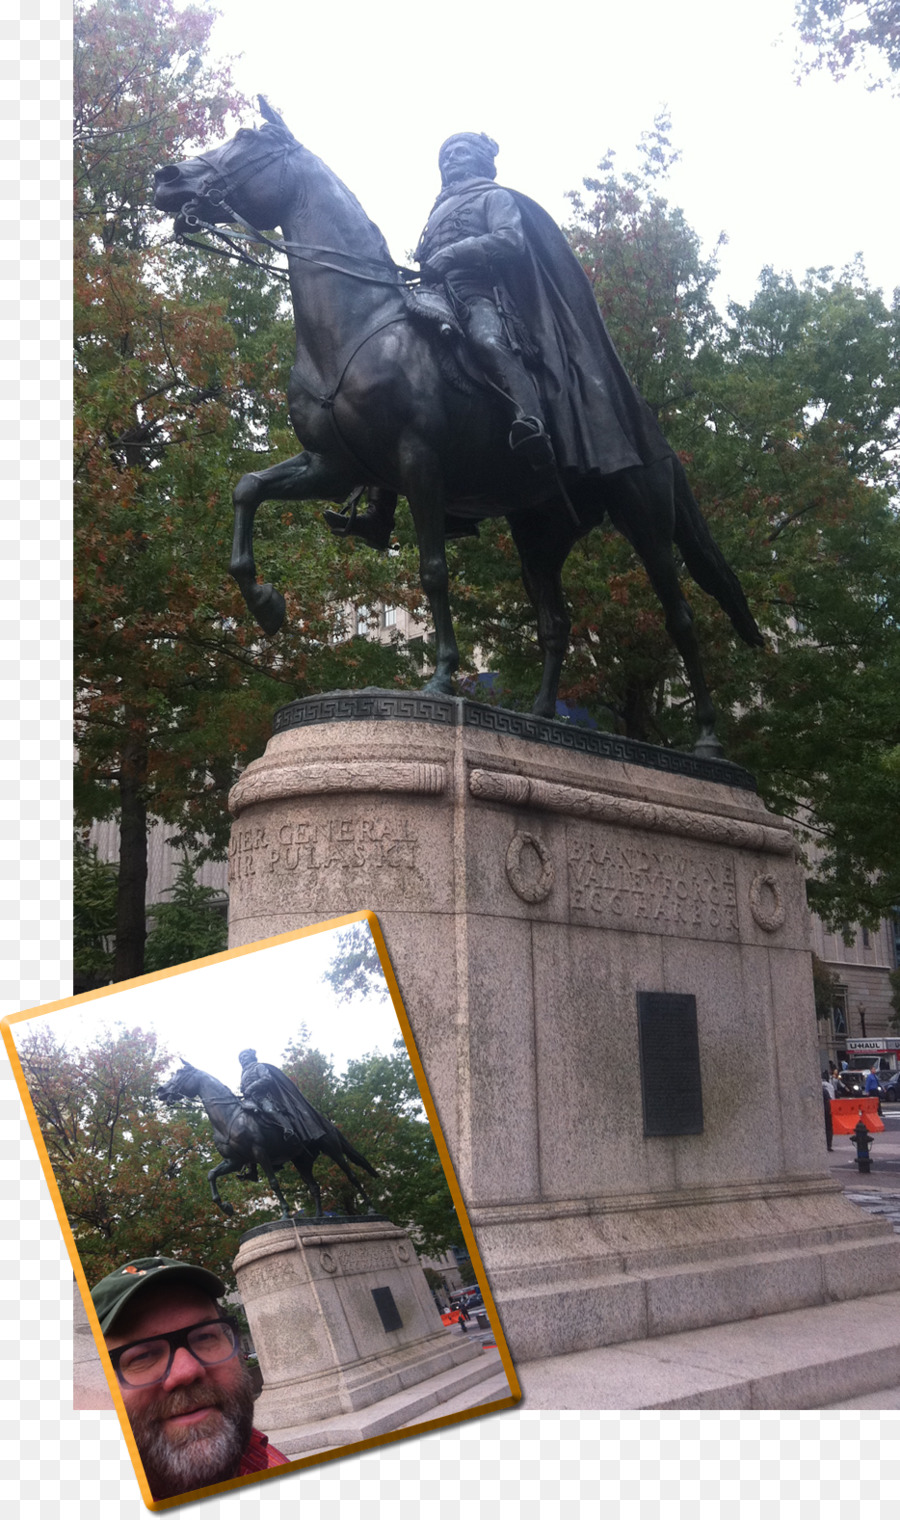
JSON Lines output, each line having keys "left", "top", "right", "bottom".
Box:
{"left": 326, "top": 128, "right": 672, "bottom": 551}
{"left": 237, "top": 1048, "right": 328, "bottom": 1146}
{"left": 326, "top": 130, "right": 557, "bottom": 550}
{"left": 416, "top": 131, "right": 555, "bottom": 473}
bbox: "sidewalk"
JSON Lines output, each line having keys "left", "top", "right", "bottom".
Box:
{"left": 517, "top": 1110, "right": 900, "bottom": 1411}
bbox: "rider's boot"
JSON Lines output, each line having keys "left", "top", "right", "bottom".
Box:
{"left": 324, "top": 486, "right": 397, "bottom": 550}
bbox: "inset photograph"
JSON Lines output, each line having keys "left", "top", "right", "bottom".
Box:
{"left": 2, "top": 913, "right": 518, "bottom": 1508}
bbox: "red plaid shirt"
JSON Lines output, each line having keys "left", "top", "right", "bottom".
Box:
{"left": 239, "top": 1428, "right": 288, "bottom": 1474}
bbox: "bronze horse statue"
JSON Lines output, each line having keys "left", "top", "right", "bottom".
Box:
{"left": 156, "top": 1060, "right": 378, "bottom": 1221}
{"left": 153, "top": 101, "right": 763, "bottom": 757}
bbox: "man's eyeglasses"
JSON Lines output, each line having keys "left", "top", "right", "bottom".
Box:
{"left": 109, "top": 1316, "right": 241, "bottom": 1389}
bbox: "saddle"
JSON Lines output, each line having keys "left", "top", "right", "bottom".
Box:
{"left": 402, "top": 285, "right": 479, "bottom": 396}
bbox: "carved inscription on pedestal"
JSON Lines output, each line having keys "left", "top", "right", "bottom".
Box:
{"left": 638, "top": 992, "right": 704, "bottom": 1136}
{"left": 228, "top": 814, "right": 419, "bottom": 897}
{"left": 567, "top": 828, "right": 739, "bottom": 940}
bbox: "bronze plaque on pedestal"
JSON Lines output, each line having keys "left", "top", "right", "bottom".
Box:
{"left": 638, "top": 992, "right": 704, "bottom": 1136}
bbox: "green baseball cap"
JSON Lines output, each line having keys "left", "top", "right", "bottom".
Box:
{"left": 91, "top": 1256, "right": 227, "bottom": 1335}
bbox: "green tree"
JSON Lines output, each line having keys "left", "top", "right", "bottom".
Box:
{"left": 321, "top": 922, "right": 390, "bottom": 1005}
{"left": 143, "top": 854, "right": 228, "bottom": 971}
{"left": 16, "top": 1023, "right": 260, "bottom": 1289}
{"left": 279, "top": 1035, "right": 464, "bottom": 1257}
{"left": 794, "top": 0, "right": 900, "bottom": 89}
{"left": 696, "top": 264, "right": 900, "bottom": 926}
{"left": 452, "top": 127, "right": 900, "bottom": 925}
{"left": 73, "top": 837, "right": 118, "bottom": 990}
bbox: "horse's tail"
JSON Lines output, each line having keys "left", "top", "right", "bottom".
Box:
{"left": 336, "top": 1127, "right": 379, "bottom": 1178}
{"left": 672, "top": 456, "right": 765, "bottom": 649}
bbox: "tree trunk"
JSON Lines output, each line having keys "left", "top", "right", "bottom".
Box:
{"left": 113, "top": 747, "right": 148, "bottom": 982}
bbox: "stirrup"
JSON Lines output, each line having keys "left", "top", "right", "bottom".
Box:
{"left": 509, "top": 415, "right": 555, "bottom": 471}
{"left": 323, "top": 486, "right": 365, "bottom": 538}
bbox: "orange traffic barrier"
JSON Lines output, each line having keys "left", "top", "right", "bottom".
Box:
{"left": 830, "top": 1095, "right": 884, "bottom": 1135}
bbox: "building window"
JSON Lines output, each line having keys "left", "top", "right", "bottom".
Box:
{"left": 832, "top": 995, "right": 848, "bottom": 1036}
{"left": 356, "top": 605, "right": 369, "bottom": 635}
{"left": 383, "top": 606, "right": 397, "bottom": 628}
{"left": 862, "top": 927, "right": 870, "bottom": 949}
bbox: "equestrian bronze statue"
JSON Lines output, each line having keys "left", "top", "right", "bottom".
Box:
{"left": 153, "top": 101, "right": 763, "bottom": 758}
{"left": 156, "top": 1057, "right": 379, "bottom": 1221}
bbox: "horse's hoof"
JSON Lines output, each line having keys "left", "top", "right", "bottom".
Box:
{"left": 422, "top": 675, "right": 455, "bottom": 697}
{"left": 222, "top": 1203, "right": 234, "bottom": 1217}
{"left": 531, "top": 697, "right": 556, "bottom": 720}
{"left": 247, "top": 583, "right": 286, "bottom": 636}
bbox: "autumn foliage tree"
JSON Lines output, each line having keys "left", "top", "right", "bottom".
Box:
{"left": 19, "top": 1018, "right": 464, "bottom": 1286}
{"left": 17, "top": 1022, "right": 245, "bottom": 1287}
{"left": 794, "top": 0, "right": 900, "bottom": 90}
{"left": 75, "top": 0, "right": 423, "bottom": 982}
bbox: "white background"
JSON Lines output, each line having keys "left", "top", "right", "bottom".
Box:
{"left": 7, "top": 921, "right": 403, "bottom": 1078}
{"left": 2, "top": 0, "right": 897, "bottom": 1512}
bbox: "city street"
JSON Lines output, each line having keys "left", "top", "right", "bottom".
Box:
{"left": 828, "top": 1100, "right": 900, "bottom": 1233}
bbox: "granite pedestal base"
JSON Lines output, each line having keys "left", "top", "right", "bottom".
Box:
{"left": 228, "top": 694, "right": 900, "bottom": 1367}
{"left": 234, "top": 1216, "right": 485, "bottom": 1452}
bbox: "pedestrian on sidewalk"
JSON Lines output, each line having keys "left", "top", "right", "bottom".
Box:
{"left": 866, "top": 1065, "right": 883, "bottom": 1116}
{"left": 822, "top": 1071, "right": 834, "bottom": 1152}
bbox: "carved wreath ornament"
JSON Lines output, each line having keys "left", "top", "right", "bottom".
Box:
{"left": 748, "top": 872, "right": 786, "bottom": 932}
{"left": 505, "top": 831, "right": 554, "bottom": 904}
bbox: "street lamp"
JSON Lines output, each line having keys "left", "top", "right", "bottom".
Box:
{"left": 857, "top": 985, "right": 869, "bottom": 1038}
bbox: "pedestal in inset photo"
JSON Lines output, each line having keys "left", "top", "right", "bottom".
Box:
{"left": 234, "top": 1215, "right": 489, "bottom": 1451}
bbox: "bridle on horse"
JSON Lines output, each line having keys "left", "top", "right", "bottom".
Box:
{"left": 173, "top": 135, "right": 418, "bottom": 288}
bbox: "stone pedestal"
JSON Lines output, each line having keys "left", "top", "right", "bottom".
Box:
{"left": 234, "top": 1215, "right": 485, "bottom": 1449}
{"left": 228, "top": 693, "right": 900, "bottom": 1365}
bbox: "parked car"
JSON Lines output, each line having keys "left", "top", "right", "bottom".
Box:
{"left": 881, "top": 1073, "right": 900, "bottom": 1103}
{"left": 835, "top": 1070, "right": 867, "bottom": 1096}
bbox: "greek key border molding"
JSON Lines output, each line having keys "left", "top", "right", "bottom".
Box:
{"left": 230, "top": 761, "right": 445, "bottom": 817}
{"left": 271, "top": 691, "right": 758, "bottom": 793}
{"left": 468, "top": 768, "right": 794, "bottom": 855}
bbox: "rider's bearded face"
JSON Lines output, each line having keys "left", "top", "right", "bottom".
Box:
{"left": 440, "top": 141, "right": 491, "bottom": 186}
{"left": 107, "top": 1286, "right": 255, "bottom": 1499}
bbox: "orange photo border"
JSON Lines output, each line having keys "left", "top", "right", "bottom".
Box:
{"left": 1, "top": 909, "right": 521, "bottom": 1509}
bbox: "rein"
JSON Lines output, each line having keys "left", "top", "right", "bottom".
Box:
{"left": 177, "top": 143, "right": 418, "bottom": 287}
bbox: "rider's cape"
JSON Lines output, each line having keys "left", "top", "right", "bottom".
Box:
{"left": 453, "top": 179, "right": 674, "bottom": 478}
{"left": 241, "top": 1061, "right": 331, "bottom": 1144}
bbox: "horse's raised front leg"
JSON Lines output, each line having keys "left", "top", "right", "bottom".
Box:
{"left": 403, "top": 452, "right": 459, "bottom": 695}
{"left": 231, "top": 450, "right": 357, "bottom": 635}
{"left": 208, "top": 1158, "right": 242, "bottom": 1217}
{"left": 509, "top": 509, "right": 578, "bottom": 720}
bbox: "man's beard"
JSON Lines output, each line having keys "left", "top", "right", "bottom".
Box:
{"left": 127, "top": 1366, "right": 255, "bottom": 1499}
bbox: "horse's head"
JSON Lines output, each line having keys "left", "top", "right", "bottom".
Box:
{"left": 153, "top": 97, "right": 298, "bottom": 235}
{"left": 156, "top": 1059, "right": 202, "bottom": 1105}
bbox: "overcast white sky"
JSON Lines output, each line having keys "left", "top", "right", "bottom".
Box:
{"left": 203, "top": 0, "right": 897, "bottom": 309}
{"left": 9, "top": 921, "right": 404, "bottom": 1081}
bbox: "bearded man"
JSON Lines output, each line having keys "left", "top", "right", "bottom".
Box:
{"left": 92, "top": 1256, "right": 286, "bottom": 1499}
